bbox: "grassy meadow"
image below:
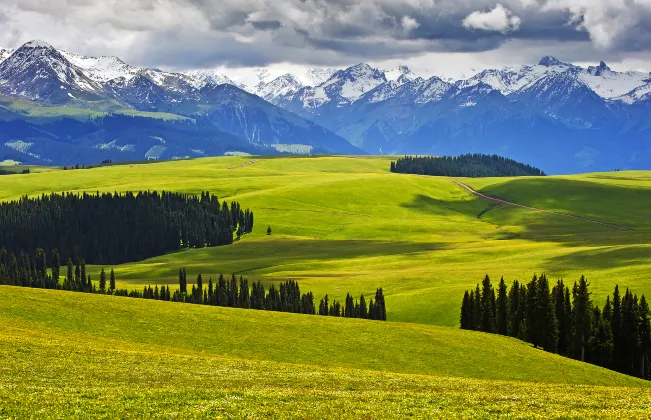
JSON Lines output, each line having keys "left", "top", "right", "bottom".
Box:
{"left": 2, "top": 155, "right": 651, "bottom": 417}
{"left": 1, "top": 287, "right": 650, "bottom": 418}
{"left": 0, "top": 156, "right": 650, "bottom": 327}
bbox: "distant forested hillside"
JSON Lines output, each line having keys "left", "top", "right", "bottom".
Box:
{"left": 390, "top": 154, "right": 546, "bottom": 177}
{"left": 0, "top": 191, "right": 253, "bottom": 264}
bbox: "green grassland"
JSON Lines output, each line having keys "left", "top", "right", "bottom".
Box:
{"left": 2, "top": 156, "right": 651, "bottom": 417}
{"left": 1, "top": 287, "right": 650, "bottom": 418}
{"left": 1, "top": 156, "right": 650, "bottom": 327}
{"left": 0, "top": 94, "right": 188, "bottom": 121}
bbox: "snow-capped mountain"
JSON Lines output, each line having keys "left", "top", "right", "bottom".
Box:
{"left": 254, "top": 74, "right": 304, "bottom": 107}
{"left": 184, "top": 69, "right": 237, "bottom": 89}
{"left": 60, "top": 51, "right": 141, "bottom": 83}
{"left": 462, "top": 56, "right": 650, "bottom": 102}
{"left": 0, "top": 40, "right": 105, "bottom": 103}
{"left": 2, "top": 39, "right": 651, "bottom": 172}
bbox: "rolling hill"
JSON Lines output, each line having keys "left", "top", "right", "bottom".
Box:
{"left": 1, "top": 286, "right": 649, "bottom": 418}
{"left": 1, "top": 156, "right": 650, "bottom": 327}
{"left": 1, "top": 155, "right": 651, "bottom": 416}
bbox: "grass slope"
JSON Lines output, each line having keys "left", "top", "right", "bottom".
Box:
{"left": 1, "top": 287, "right": 649, "bottom": 418}
{"left": 0, "top": 156, "right": 650, "bottom": 326}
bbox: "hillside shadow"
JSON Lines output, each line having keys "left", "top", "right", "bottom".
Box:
{"left": 400, "top": 193, "right": 491, "bottom": 219}
{"left": 545, "top": 245, "right": 651, "bottom": 272}
{"left": 469, "top": 177, "right": 651, "bottom": 248}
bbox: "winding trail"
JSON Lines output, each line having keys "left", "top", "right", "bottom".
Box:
{"left": 452, "top": 180, "right": 633, "bottom": 232}
{"left": 228, "top": 160, "right": 257, "bottom": 170}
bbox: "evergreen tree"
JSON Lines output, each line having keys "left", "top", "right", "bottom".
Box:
{"left": 638, "top": 296, "right": 651, "bottom": 379}
{"left": 65, "top": 258, "right": 74, "bottom": 290}
{"left": 50, "top": 249, "right": 60, "bottom": 289}
{"left": 588, "top": 306, "right": 613, "bottom": 368}
{"left": 179, "top": 268, "right": 187, "bottom": 296}
{"left": 473, "top": 284, "right": 482, "bottom": 329}
{"left": 572, "top": 276, "right": 593, "bottom": 362}
{"left": 99, "top": 267, "right": 107, "bottom": 292}
{"left": 359, "top": 294, "right": 368, "bottom": 319}
{"left": 509, "top": 280, "right": 522, "bottom": 338}
{"left": 525, "top": 275, "right": 539, "bottom": 347}
{"left": 611, "top": 285, "right": 623, "bottom": 371}
{"left": 480, "top": 275, "right": 494, "bottom": 333}
{"left": 109, "top": 268, "right": 116, "bottom": 291}
{"left": 267, "top": 226, "right": 272, "bottom": 235}
{"left": 536, "top": 274, "right": 558, "bottom": 353}
{"left": 460, "top": 290, "right": 471, "bottom": 329}
{"left": 468, "top": 291, "right": 476, "bottom": 330}
{"left": 228, "top": 274, "right": 238, "bottom": 307}
{"left": 496, "top": 277, "right": 508, "bottom": 335}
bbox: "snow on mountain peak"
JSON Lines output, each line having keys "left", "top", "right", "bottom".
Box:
{"left": 538, "top": 56, "right": 569, "bottom": 67}
{"left": 60, "top": 50, "right": 141, "bottom": 83}
{"left": 384, "top": 65, "right": 417, "bottom": 85}
{"left": 304, "top": 68, "right": 337, "bottom": 86}
{"left": 23, "top": 40, "right": 54, "bottom": 49}
{"left": 184, "top": 69, "right": 236, "bottom": 88}
{"left": 255, "top": 73, "right": 304, "bottom": 103}
{"left": 587, "top": 61, "right": 612, "bottom": 76}
{"left": 0, "top": 48, "right": 13, "bottom": 63}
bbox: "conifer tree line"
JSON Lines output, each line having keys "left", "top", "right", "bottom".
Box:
{"left": 317, "top": 289, "right": 387, "bottom": 320}
{"left": 0, "top": 251, "right": 387, "bottom": 321}
{"left": 0, "top": 191, "right": 253, "bottom": 265}
{"left": 391, "top": 154, "right": 546, "bottom": 177}
{"left": 0, "top": 168, "right": 30, "bottom": 175}
{"left": 460, "top": 274, "right": 651, "bottom": 380}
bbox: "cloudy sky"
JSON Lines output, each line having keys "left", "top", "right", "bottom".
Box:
{"left": 2, "top": 0, "right": 651, "bottom": 80}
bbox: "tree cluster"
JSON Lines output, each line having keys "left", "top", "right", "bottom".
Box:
{"left": 460, "top": 274, "right": 651, "bottom": 380}
{"left": 0, "top": 168, "right": 30, "bottom": 175}
{"left": 391, "top": 154, "right": 546, "bottom": 177}
{"left": 317, "top": 288, "right": 386, "bottom": 320}
{"left": 0, "top": 191, "right": 253, "bottom": 264}
{"left": 0, "top": 247, "right": 115, "bottom": 293}
{"left": 0, "top": 252, "right": 387, "bottom": 322}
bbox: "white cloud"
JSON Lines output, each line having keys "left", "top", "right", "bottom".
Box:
{"left": 401, "top": 15, "right": 420, "bottom": 33}
{"left": 462, "top": 4, "right": 521, "bottom": 34}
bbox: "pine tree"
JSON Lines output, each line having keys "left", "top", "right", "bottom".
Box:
{"left": 536, "top": 274, "right": 558, "bottom": 353}
{"left": 65, "top": 258, "right": 74, "bottom": 290}
{"left": 359, "top": 294, "right": 368, "bottom": 319}
{"left": 50, "top": 249, "right": 60, "bottom": 289}
{"left": 496, "top": 277, "right": 508, "bottom": 335}
{"left": 109, "top": 268, "right": 116, "bottom": 291}
{"left": 473, "top": 284, "right": 481, "bottom": 329}
{"left": 638, "top": 296, "right": 651, "bottom": 379}
{"left": 179, "top": 268, "right": 187, "bottom": 295}
{"left": 460, "top": 290, "right": 470, "bottom": 329}
{"left": 228, "top": 274, "right": 238, "bottom": 307}
{"left": 468, "top": 291, "right": 476, "bottom": 330}
{"left": 99, "top": 267, "right": 107, "bottom": 292}
{"left": 507, "top": 280, "right": 520, "bottom": 337}
{"left": 525, "top": 275, "right": 539, "bottom": 347}
{"left": 572, "top": 276, "right": 592, "bottom": 362}
{"left": 611, "top": 285, "right": 623, "bottom": 371}
{"left": 480, "top": 275, "right": 494, "bottom": 333}
{"left": 267, "top": 226, "right": 272, "bottom": 235}
{"left": 588, "top": 306, "right": 613, "bottom": 368}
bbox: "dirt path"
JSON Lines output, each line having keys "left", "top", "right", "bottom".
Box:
{"left": 452, "top": 180, "right": 633, "bottom": 232}
{"left": 228, "top": 160, "right": 257, "bottom": 170}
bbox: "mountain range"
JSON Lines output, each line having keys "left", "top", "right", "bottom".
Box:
{"left": 1, "top": 40, "right": 651, "bottom": 173}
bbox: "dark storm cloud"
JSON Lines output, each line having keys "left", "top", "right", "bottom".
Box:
{"left": 2, "top": 0, "right": 651, "bottom": 68}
